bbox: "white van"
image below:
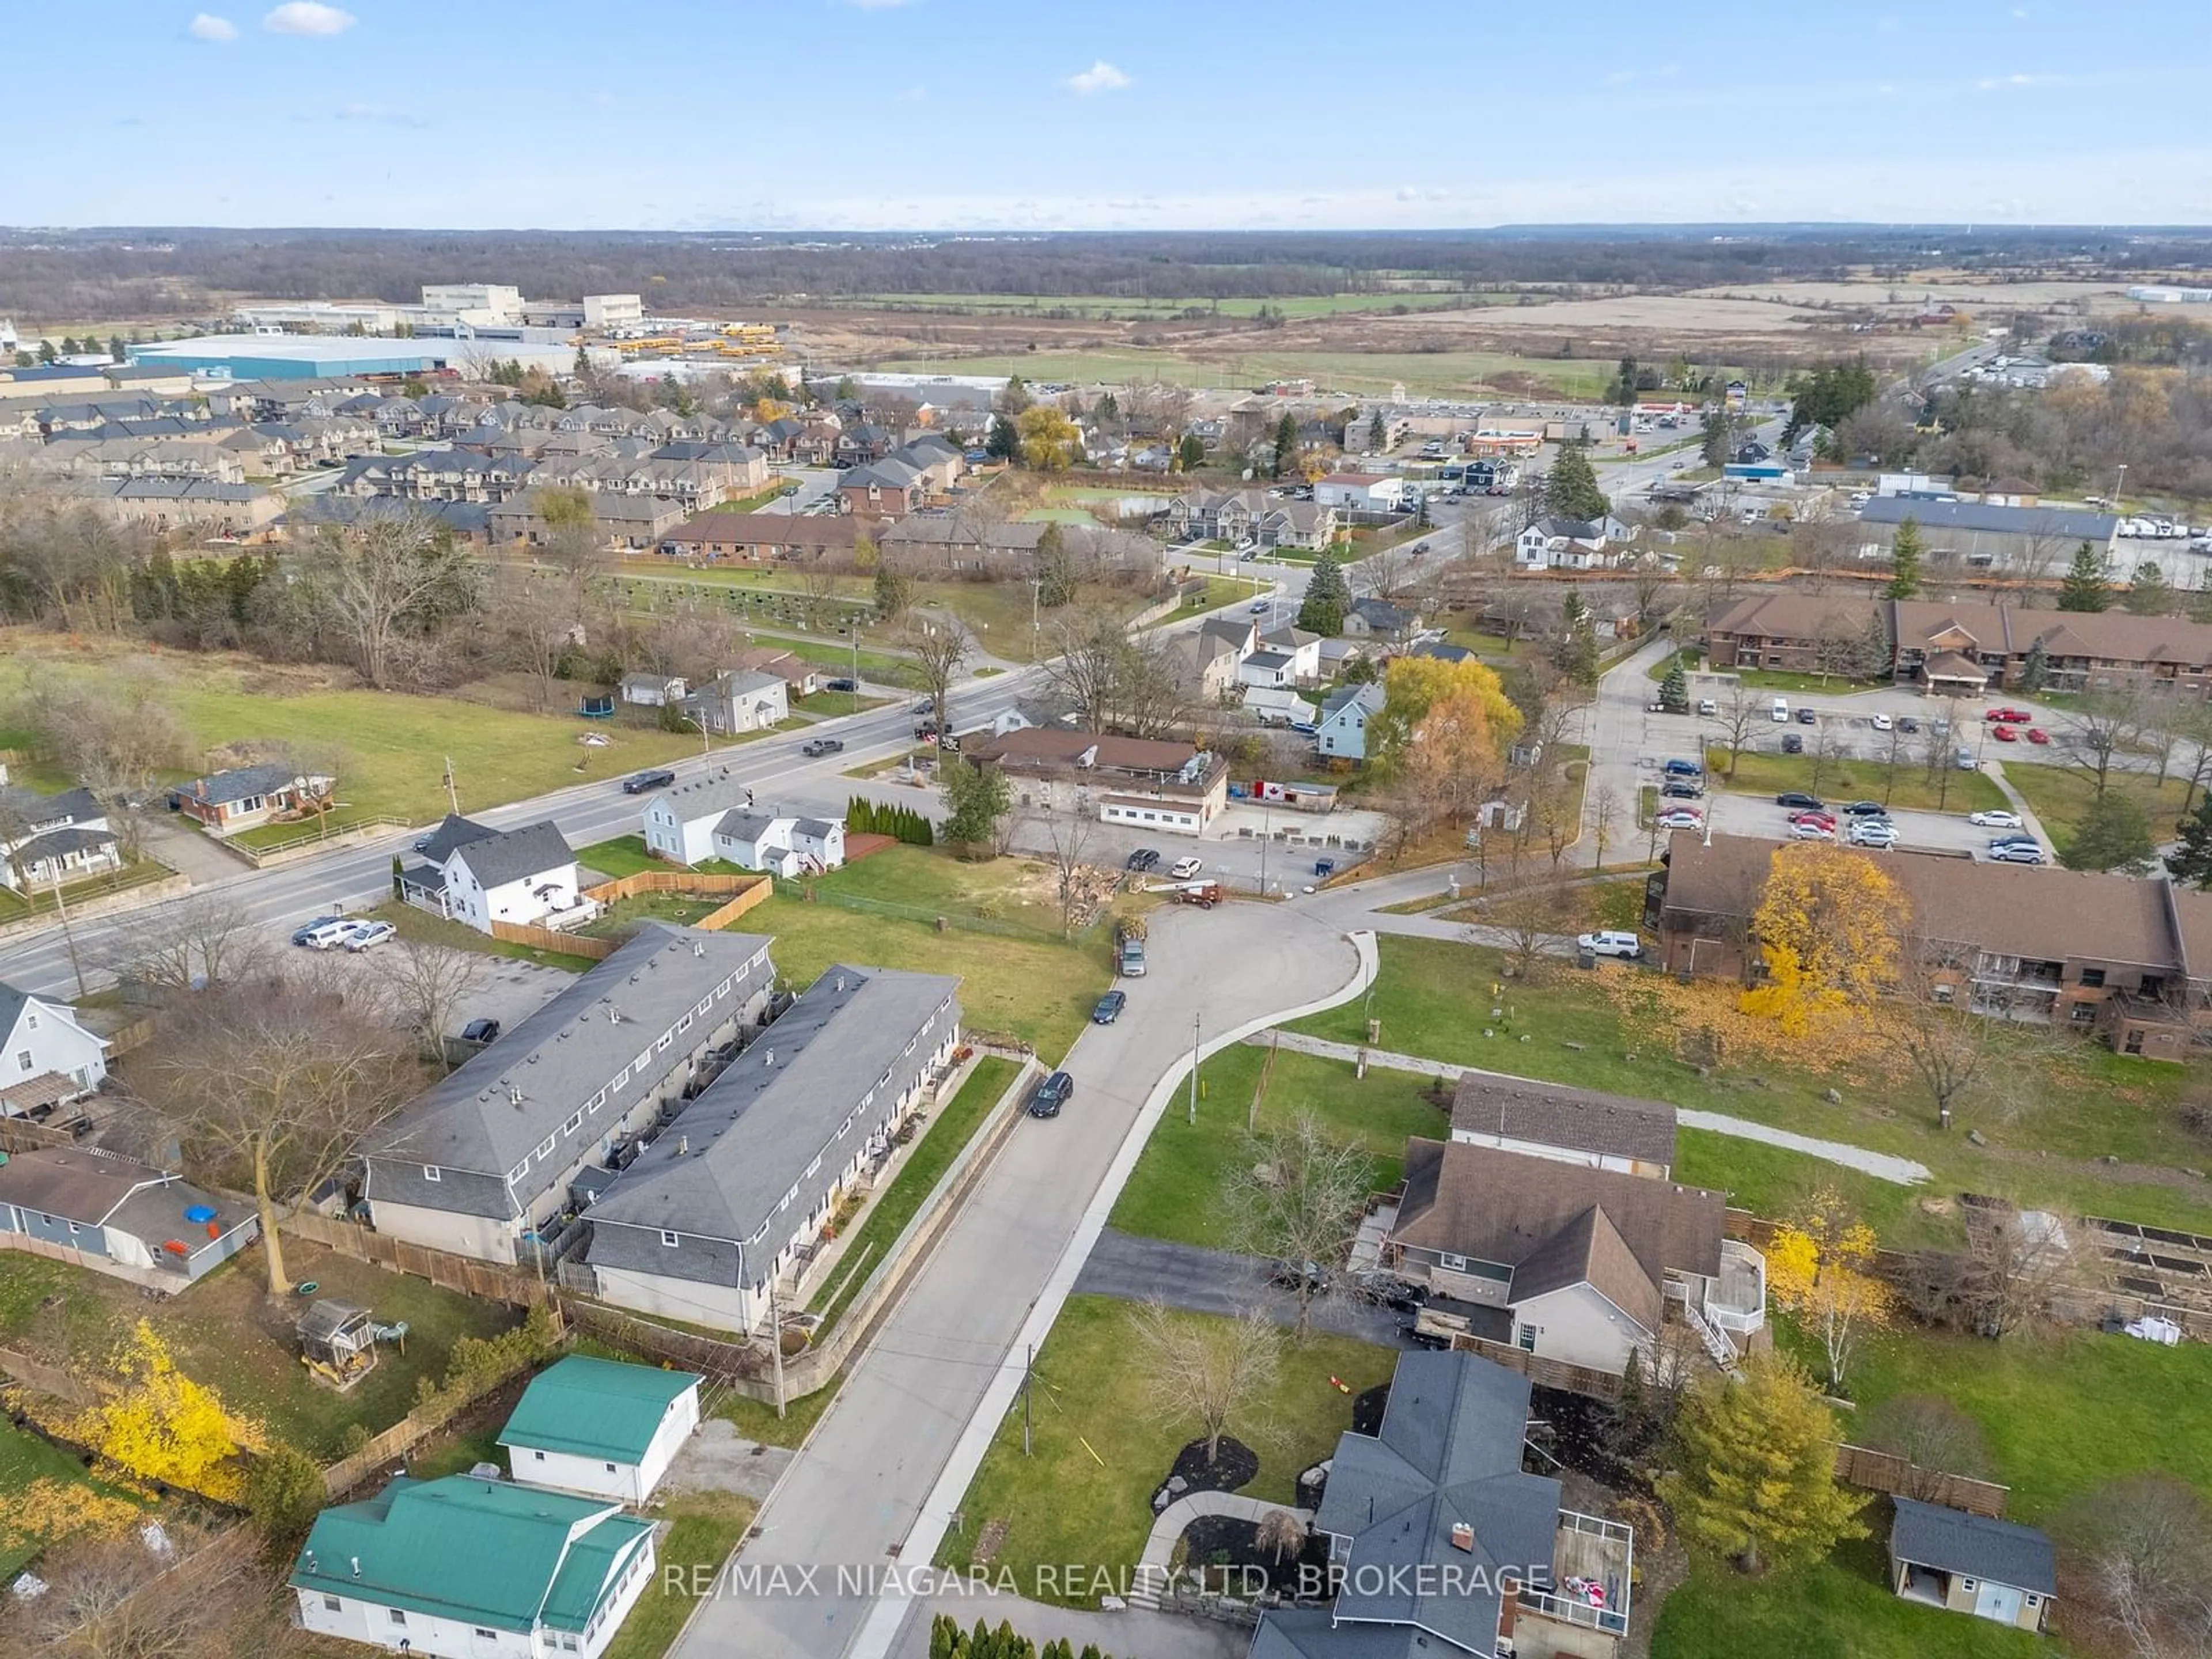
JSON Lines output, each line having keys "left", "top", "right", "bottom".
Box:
{"left": 1771, "top": 697, "right": 1790, "bottom": 723}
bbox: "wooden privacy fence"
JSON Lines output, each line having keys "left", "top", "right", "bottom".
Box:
{"left": 1833, "top": 1441, "right": 2010, "bottom": 1518}
{"left": 565, "top": 1300, "right": 764, "bottom": 1381}
{"left": 0, "top": 1342, "right": 96, "bottom": 1406}
{"left": 279, "top": 1211, "right": 554, "bottom": 1308}
{"left": 1444, "top": 1333, "right": 1623, "bottom": 1402}
{"left": 490, "top": 921, "right": 617, "bottom": 959}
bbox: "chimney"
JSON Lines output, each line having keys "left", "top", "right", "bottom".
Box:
{"left": 1449, "top": 1522, "right": 1474, "bottom": 1553}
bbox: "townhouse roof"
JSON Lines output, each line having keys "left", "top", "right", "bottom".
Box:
{"left": 1706, "top": 592, "right": 1886, "bottom": 641}
{"left": 496, "top": 1355, "right": 701, "bottom": 1464}
{"left": 842, "top": 457, "right": 923, "bottom": 490}
{"left": 960, "top": 727, "right": 1204, "bottom": 774}
{"left": 1449, "top": 1074, "right": 1677, "bottom": 1167}
{"left": 1891, "top": 1498, "right": 2056, "bottom": 1595}
{"left": 364, "top": 924, "right": 774, "bottom": 1193}
{"left": 661, "top": 512, "right": 863, "bottom": 548}
{"left": 1894, "top": 598, "right": 2212, "bottom": 668}
{"left": 1858, "top": 496, "right": 2117, "bottom": 540}
{"left": 450, "top": 819, "right": 575, "bottom": 891}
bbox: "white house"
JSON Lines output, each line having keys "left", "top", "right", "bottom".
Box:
{"left": 1, "top": 982, "right": 109, "bottom": 1114}
{"left": 679, "top": 668, "right": 789, "bottom": 736}
{"left": 1516, "top": 515, "right": 1634, "bottom": 571}
{"left": 0, "top": 785, "right": 122, "bottom": 893}
{"left": 642, "top": 772, "right": 756, "bottom": 868}
{"left": 1236, "top": 624, "right": 1321, "bottom": 688}
{"left": 1241, "top": 686, "right": 1309, "bottom": 727}
{"left": 401, "top": 816, "right": 587, "bottom": 935}
{"left": 1312, "top": 472, "right": 1407, "bottom": 513}
{"left": 1316, "top": 683, "right": 1384, "bottom": 761}
{"left": 617, "top": 671, "right": 685, "bottom": 708}
{"left": 291, "top": 1474, "right": 658, "bottom": 1659}
{"left": 497, "top": 1355, "right": 702, "bottom": 1505}
{"left": 642, "top": 774, "right": 844, "bottom": 874}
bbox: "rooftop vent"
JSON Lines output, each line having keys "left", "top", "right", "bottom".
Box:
{"left": 764, "top": 1050, "right": 775, "bottom": 1067}
{"left": 350, "top": 1556, "right": 361, "bottom": 1578}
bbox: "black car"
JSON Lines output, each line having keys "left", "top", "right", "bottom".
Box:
{"left": 1269, "top": 1260, "right": 1330, "bottom": 1293}
{"left": 1125, "top": 848, "right": 1161, "bottom": 872}
{"left": 825, "top": 677, "right": 857, "bottom": 692}
{"left": 1797, "top": 706, "right": 1819, "bottom": 725}
{"left": 1843, "top": 801, "right": 1889, "bottom": 817}
{"left": 1781, "top": 733, "right": 1805, "bottom": 754}
{"left": 1899, "top": 717, "right": 1922, "bottom": 734}
{"left": 1092, "top": 990, "right": 1127, "bottom": 1025}
{"left": 622, "top": 768, "right": 677, "bottom": 794}
{"left": 1661, "top": 779, "right": 1703, "bottom": 800}
{"left": 800, "top": 738, "right": 846, "bottom": 757}
{"left": 1027, "top": 1071, "right": 1076, "bottom": 1118}
{"left": 1776, "top": 791, "right": 1826, "bottom": 810}
{"left": 460, "top": 1017, "right": 501, "bottom": 1045}
{"left": 291, "top": 914, "right": 343, "bottom": 946}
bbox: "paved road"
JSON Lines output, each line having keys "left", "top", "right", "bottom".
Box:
{"left": 1071, "top": 1228, "right": 1415, "bottom": 1347}
{"left": 669, "top": 904, "right": 1366, "bottom": 1659}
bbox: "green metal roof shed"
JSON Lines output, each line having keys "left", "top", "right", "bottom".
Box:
{"left": 499, "top": 1354, "right": 704, "bottom": 1464}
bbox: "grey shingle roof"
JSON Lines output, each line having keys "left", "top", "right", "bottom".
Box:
{"left": 0, "top": 784, "right": 103, "bottom": 830}
{"left": 1858, "top": 496, "right": 2116, "bottom": 541}
{"left": 1449, "top": 1074, "right": 1677, "bottom": 1167}
{"left": 449, "top": 819, "right": 575, "bottom": 891}
{"left": 1891, "top": 1498, "right": 2056, "bottom": 1595}
{"left": 181, "top": 764, "right": 320, "bottom": 806}
{"left": 364, "top": 924, "right": 774, "bottom": 1195}
{"left": 586, "top": 965, "right": 959, "bottom": 1269}
{"left": 649, "top": 769, "right": 755, "bottom": 829}
{"left": 415, "top": 813, "right": 497, "bottom": 866}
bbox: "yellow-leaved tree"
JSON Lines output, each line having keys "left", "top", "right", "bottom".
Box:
{"left": 1370, "top": 655, "right": 1523, "bottom": 777}
{"left": 1014, "top": 405, "right": 1081, "bottom": 472}
{"left": 1739, "top": 843, "right": 1906, "bottom": 1035}
{"left": 1765, "top": 1185, "right": 1898, "bottom": 1393}
{"left": 74, "top": 1322, "right": 266, "bottom": 1505}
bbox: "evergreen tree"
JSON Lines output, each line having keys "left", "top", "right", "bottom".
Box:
{"left": 984, "top": 415, "right": 1020, "bottom": 463}
{"left": 2169, "top": 794, "right": 2212, "bottom": 888}
{"left": 1883, "top": 516, "right": 1923, "bottom": 599}
{"left": 107, "top": 334, "right": 125, "bottom": 362}
{"left": 36, "top": 338, "right": 55, "bottom": 363}
{"left": 573, "top": 344, "right": 591, "bottom": 378}
{"left": 835, "top": 375, "right": 858, "bottom": 402}
{"left": 1660, "top": 656, "right": 1690, "bottom": 713}
{"left": 1612, "top": 355, "right": 1639, "bottom": 406}
{"left": 1366, "top": 409, "right": 1387, "bottom": 453}
{"left": 873, "top": 563, "right": 912, "bottom": 620}
{"left": 59, "top": 335, "right": 78, "bottom": 356}
{"left": 1544, "top": 446, "right": 1609, "bottom": 522}
{"left": 1272, "top": 412, "right": 1298, "bottom": 478}
{"left": 1699, "top": 406, "right": 1735, "bottom": 468}
{"left": 1176, "top": 432, "right": 1205, "bottom": 472}
{"left": 2062, "top": 791, "right": 2156, "bottom": 874}
{"left": 2058, "top": 541, "right": 2111, "bottom": 612}
{"left": 1553, "top": 590, "right": 1600, "bottom": 685}
{"left": 941, "top": 756, "right": 1011, "bottom": 850}
{"left": 1298, "top": 552, "right": 1351, "bottom": 635}
{"left": 2124, "top": 559, "right": 2172, "bottom": 616}
{"left": 1034, "top": 521, "right": 1076, "bottom": 608}
{"left": 1093, "top": 391, "right": 1119, "bottom": 426}
{"left": 2016, "top": 638, "right": 2050, "bottom": 694}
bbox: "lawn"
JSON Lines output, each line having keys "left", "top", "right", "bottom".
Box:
{"left": 577, "top": 892, "right": 724, "bottom": 939}
{"left": 1706, "top": 746, "right": 2010, "bottom": 815}
{"left": 574, "top": 834, "right": 664, "bottom": 879}
{"left": 1998, "top": 759, "right": 2194, "bottom": 848}
{"left": 0, "top": 1417, "right": 146, "bottom": 1575}
{"left": 1722, "top": 668, "right": 1888, "bottom": 695}
{"left": 791, "top": 688, "right": 888, "bottom": 718}
{"left": 602, "top": 1490, "right": 757, "bottom": 1659}
{"left": 0, "top": 1243, "right": 518, "bottom": 1461}
{"left": 367, "top": 896, "right": 602, "bottom": 972}
{"left": 797, "top": 845, "right": 1099, "bottom": 940}
{"left": 1285, "top": 936, "right": 2212, "bottom": 1242}
{"left": 1109, "top": 1044, "right": 1448, "bottom": 1249}
{"left": 0, "top": 855, "right": 175, "bottom": 925}
{"left": 934, "top": 1295, "right": 1396, "bottom": 1603}
{"left": 1652, "top": 1536, "right": 2044, "bottom": 1659}
{"left": 876, "top": 348, "right": 1615, "bottom": 400}
{"left": 711, "top": 1377, "right": 842, "bottom": 1450}
{"left": 808, "top": 1058, "right": 1022, "bottom": 1331}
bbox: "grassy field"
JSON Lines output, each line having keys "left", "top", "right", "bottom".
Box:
{"left": 876, "top": 349, "right": 1615, "bottom": 400}
{"left": 1285, "top": 935, "right": 2212, "bottom": 1242}
{"left": 1109, "top": 1044, "right": 1447, "bottom": 1249}
{"left": 1707, "top": 746, "right": 2011, "bottom": 815}
{"left": 1998, "top": 759, "right": 2194, "bottom": 847}
{"left": 840, "top": 291, "right": 1490, "bottom": 319}
{"left": 603, "top": 1490, "right": 757, "bottom": 1659}
{"left": 574, "top": 834, "right": 664, "bottom": 879}
{"left": 934, "top": 1295, "right": 1395, "bottom": 1602}
{"left": 577, "top": 892, "right": 723, "bottom": 939}
{"left": 809, "top": 1057, "right": 1021, "bottom": 1331}
{"left": 711, "top": 1377, "right": 842, "bottom": 1450}
{"left": 0, "top": 1244, "right": 517, "bottom": 1461}
{"left": 1652, "top": 1536, "right": 2044, "bottom": 1659}
{"left": 0, "top": 1417, "right": 145, "bottom": 1575}
{"left": 368, "top": 896, "right": 601, "bottom": 972}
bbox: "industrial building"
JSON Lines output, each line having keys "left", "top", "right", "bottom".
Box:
{"left": 127, "top": 334, "right": 573, "bottom": 383}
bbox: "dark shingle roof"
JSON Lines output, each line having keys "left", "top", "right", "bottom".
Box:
{"left": 415, "top": 812, "right": 497, "bottom": 866}
{"left": 449, "top": 819, "right": 575, "bottom": 890}
{"left": 1891, "top": 1498, "right": 2056, "bottom": 1595}
{"left": 1449, "top": 1074, "right": 1676, "bottom": 1167}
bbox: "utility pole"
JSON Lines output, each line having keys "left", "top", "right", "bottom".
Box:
{"left": 1258, "top": 802, "right": 1271, "bottom": 897}
{"left": 768, "top": 1274, "right": 787, "bottom": 1420}
{"left": 1029, "top": 577, "right": 1042, "bottom": 662}
{"left": 442, "top": 756, "right": 459, "bottom": 816}
{"left": 1188, "top": 1011, "right": 1200, "bottom": 1125}
{"left": 47, "top": 870, "right": 86, "bottom": 999}
{"left": 1022, "top": 1343, "right": 1034, "bottom": 1456}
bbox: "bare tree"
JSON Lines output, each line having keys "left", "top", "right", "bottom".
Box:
{"left": 1859, "top": 1395, "right": 1995, "bottom": 1501}
{"left": 1256, "top": 1506, "right": 1309, "bottom": 1566}
{"left": 1130, "top": 1299, "right": 1283, "bottom": 1467}
{"left": 1707, "top": 683, "right": 1764, "bottom": 778}
{"left": 0, "top": 1518, "right": 304, "bottom": 1659}
{"left": 298, "top": 512, "right": 480, "bottom": 690}
{"left": 1225, "top": 1111, "right": 1373, "bottom": 1336}
{"left": 1805, "top": 723, "right": 1844, "bottom": 797}
{"left": 794, "top": 552, "right": 845, "bottom": 633}
{"left": 1918, "top": 696, "right": 1967, "bottom": 809}
{"left": 494, "top": 567, "right": 584, "bottom": 711}
{"left": 1963, "top": 1201, "right": 2091, "bottom": 1339}
{"left": 900, "top": 612, "right": 972, "bottom": 740}
{"left": 134, "top": 973, "right": 418, "bottom": 1296}
{"left": 2067, "top": 683, "right": 2152, "bottom": 801}
{"left": 1590, "top": 787, "right": 1622, "bottom": 873}
{"left": 104, "top": 894, "right": 268, "bottom": 993}
{"left": 374, "top": 938, "right": 488, "bottom": 1070}
{"left": 1040, "top": 605, "right": 1124, "bottom": 732}
{"left": 2059, "top": 1475, "right": 2212, "bottom": 1659}
{"left": 1881, "top": 955, "right": 2013, "bottom": 1131}
{"left": 1362, "top": 540, "right": 1411, "bottom": 603}
{"left": 1035, "top": 810, "right": 1097, "bottom": 937}
{"left": 1479, "top": 870, "right": 1586, "bottom": 982}
{"left": 19, "top": 672, "right": 188, "bottom": 858}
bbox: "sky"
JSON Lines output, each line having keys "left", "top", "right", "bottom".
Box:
{"left": 17, "top": 0, "right": 2212, "bottom": 230}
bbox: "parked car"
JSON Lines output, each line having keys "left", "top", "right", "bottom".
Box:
{"left": 1781, "top": 733, "right": 1805, "bottom": 754}
{"left": 1662, "top": 757, "right": 1702, "bottom": 777}
{"left": 460, "top": 1017, "right": 501, "bottom": 1044}
{"left": 1655, "top": 808, "right": 1703, "bottom": 831}
{"left": 1125, "top": 848, "right": 1161, "bottom": 872}
{"left": 1842, "top": 801, "right": 1889, "bottom": 817}
{"left": 622, "top": 768, "right": 676, "bottom": 794}
{"left": 1790, "top": 810, "right": 1838, "bottom": 831}
{"left": 824, "top": 677, "right": 857, "bottom": 691}
{"left": 1956, "top": 749, "right": 1978, "bottom": 770}
{"left": 1269, "top": 1260, "right": 1331, "bottom": 1293}
{"left": 1353, "top": 1270, "right": 1426, "bottom": 1313}
{"left": 296, "top": 918, "right": 354, "bottom": 950}
{"left": 1899, "top": 716, "right": 1922, "bottom": 734}
{"left": 1988, "top": 840, "right": 2047, "bottom": 864}
{"left": 1970, "top": 809, "right": 2025, "bottom": 829}
{"left": 1987, "top": 831, "right": 2039, "bottom": 849}
{"left": 1870, "top": 713, "right": 1893, "bottom": 732}
{"left": 1990, "top": 707, "right": 2034, "bottom": 724}
{"left": 1797, "top": 706, "right": 1819, "bottom": 725}
{"left": 800, "top": 738, "right": 845, "bottom": 757}
{"left": 1848, "top": 820, "right": 1898, "bottom": 848}
{"left": 1092, "top": 991, "right": 1127, "bottom": 1025}
{"left": 1027, "top": 1070, "right": 1076, "bottom": 1118}
{"left": 291, "top": 914, "right": 345, "bottom": 947}
{"left": 1991, "top": 725, "right": 2020, "bottom": 743}
{"left": 1696, "top": 698, "right": 1719, "bottom": 716}
{"left": 1169, "top": 856, "right": 1205, "bottom": 880}
{"left": 342, "top": 920, "right": 397, "bottom": 953}
{"left": 1790, "top": 820, "right": 1836, "bottom": 840}
{"left": 1577, "top": 930, "right": 1644, "bottom": 959}
{"left": 2027, "top": 727, "right": 2051, "bottom": 745}
{"left": 1776, "top": 792, "right": 1827, "bottom": 810}
{"left": 1661, "top": 779, "right": 1703, "bottom": 800}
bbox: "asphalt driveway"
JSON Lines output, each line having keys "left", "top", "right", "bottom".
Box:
{"left": 1073, "top": 1228, "right": 1415, "bottom": 1347}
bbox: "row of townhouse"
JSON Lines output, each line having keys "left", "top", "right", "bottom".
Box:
{"left": 1705, "top": 593, "right": 2212, "bottom": 699}
{"left": 1156, "top": 486, "right": 1340, "bottom": 550}
{"left": 835, "top": 432, "right": 969, "bottom": 518}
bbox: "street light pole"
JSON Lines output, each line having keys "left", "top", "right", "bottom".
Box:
{"left": 1188, "top": 1012, "right": 1200, "bottom": 1126}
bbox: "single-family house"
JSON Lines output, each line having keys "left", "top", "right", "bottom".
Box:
{"left": 1250, "top": 1350, "right": 1632, "bottom": 1659}
{"left": 0, "top": 783, "right": 122, "bottom": 891}
{"left": 497, "top": 1355, "right": 702, "bottom": 1505}
{"left": 170, "top": 763, "right": 335, "bottom": 835}
{"left": 580, "top": 965, "right": 962, "bottom": 1334}
{"left": 959, "top": 728, "right": 1232, "bottom": 836}
{"left": 679, "top": 668, "right": 790, "bottom": 737}
{"left": 838, "top": 457, "right": 926, "bottom": 519}
{"left": 1450, "top": 1074, "right": 1675, "bottom": 1180}
{"left": 1311, "top": 472, "right": 1407, "bottom": 513}
{"left": 290, "top": 1475, "right": 658, "bottom": 1659}
{"left": 1890, "top": 1499, "right": 2055, "bottom": 1633}
{"left": 1340, "top": 596, "right": 1419, "bottom": 643}
{"left": 1256, "top": 625, "right": 1322, "bottom": 682}
{"left": 1516, "top": 516, "right": 1632, "bottom": 571}
{"left": 618, "top": 671, "right": 686, "bottom": 709}
{"left": 728, "top": 646, "right": 822, "bottom": 699}
{"left": 363, "top": 924, "right": 777, "bottom": 1264}
{"left": 1241, "top": 687, "right": 1310, "bottom": 727}
{"left": 1315, "top": 683, "right": 1384, "bottom": 760}
{"left": 1259, "top": 499, "right": 1339, "bottom": 550}
{"left": 641, "top": 772, "right": 844, "bottom": 874}
{"left": 399, "top": 816, "right": 586, "bottom": 936}
{"left": 0, "top": 982, "right": 109, "bottom": 1114}
{"left": 1176, "top": 628, "right": 1247, "bottom": 703}
{"left": 0, "top": 1147, "right": 257, "bottom": 1283}
{"left": 1160, "top": 487, "right": 1263, "bottom": 545}
{"left": 1385, "top": 1138, "right": 1764, "bottom": 1375}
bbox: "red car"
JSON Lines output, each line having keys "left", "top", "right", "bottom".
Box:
{"left": 2026, "top": 727, "right": 2051, "bottom": 745}
{"left": 1790, "top": 810, "right": 1838, "bottom": 830}
{"left": 1991, "top": 725, "right": 2019, "bottom": 743}
{"left": 1990, "top": 707, "right": 2033, "bottom": 724}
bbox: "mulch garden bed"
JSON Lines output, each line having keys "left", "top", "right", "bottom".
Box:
{"left": 1152, "top": 1435, "right": 1257, "bottom": 1513}
{"left": 1177, "top": 1512, "right": 1333, "bottom": 1598}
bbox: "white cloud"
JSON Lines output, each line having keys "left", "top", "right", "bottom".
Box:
{"left": 1975, "top": 71, "right": 2065, "bottom": 90}
{"left": 1066, "top": 60, "right": 1131, "bottom": 96}
{"left": 844, "top": 0, "right": 915, "bottom": 7}
{"left": 188, "top": 12, "right": 237, "bottom": 40}
{"left": 263, "top": 2, "right": 355, "bottom": 35}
